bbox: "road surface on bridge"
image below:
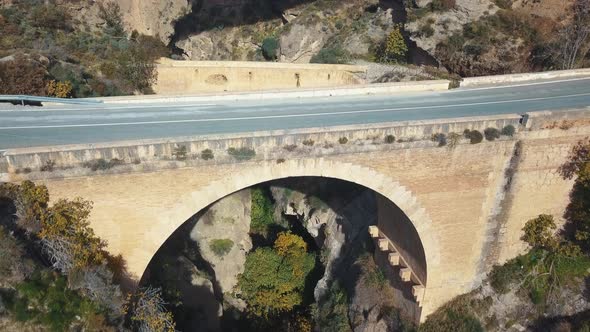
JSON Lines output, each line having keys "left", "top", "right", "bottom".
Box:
{"left": 0, "top": 78, "right": 589, "bottom": 149}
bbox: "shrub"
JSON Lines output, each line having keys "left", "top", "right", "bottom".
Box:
{"left": 200, "top": 149, "right": 214, "bottom": 160}
{"left": 0, "top": 56, "right": 47, "bottom": 96}
{"left": 310, "top": 46, "right": 349, "bottom": 64}
{"left": 338, "top": 137, "right": 348, "bottom": 144}
{"left": 40, "top": 160, "right": 56, "bottom": 172}
{"left": 501, "top": 125, "right": 516, "bottom": 136}
{"left": 447, "top": 132, "right": 462, "bottom": 148}
{"left": 8, "top": 271, "right": 107, "bottom": 331}
{"left": 484, "top": 127, "right": 501, "bottom": 141}
{"left": 493, "top": 0, "right": 513, "bottom": 9}
{"left": 365, "top": 265, "right": 387, "bottom": 288}
{"left": 420, "top": 307, "right": 484, "bottom": 332}
{"left": 172, "top": 145, "right": 188, "bottom": 160}
{"left": 0, "top": 226, "right": 33, "bottom": 286}
{"left": 83, "top": 158, "right": 124, "bottom": 171}
{"left": 378, "top": 26, "right": 408, "bottom": 63}
{"left": 521, "top": 214, "right": 558, "bottom": 250}
{"left": 418, "top": 23, "right": 435, "bottom": 37}
{"left": 30, "top": 4, "right": 71, "bottom": 30}
{"left": 227, "top": 147, "right": 256, "bottom": 161}
{"left": 276, "top": 158, "right": 286, "bottom": 164}
{"left": 46, "top": 80, "right": 73, "bottom": 98}
{"left": 464, "top": 130, "right": 483, "bottom": 144}
{"left": 385, "top": 135, "right": 396, "bottom": 144}
{"left": 16, "top": 167, "right": 32, "bottom": 174}
{"left": 209, "top": 239, "right": 234, "bottom": 257}
{"left": 283, "top": 144, "right": 297, "bottom": 152}
{"left": 98, "top": 1, "right": 125, "bottom": 37}
{"left": 302, "top": 139, "right": 315, "bottom": 146}
{"left": 429, "top": 0, "right": 456, "bottom": 11}
{"left": 116, "top": 42, "right": 158, "bottom": 93}
{"left": 126, "top": 287, "right": 175, "bottom": 332}
{"left": 431, "top": 133, "right": 447, "bottom": 147}
{"left": 316, "top": 282, "right": 350, "bottom": 331}
{"left": 261, "top": 37, "right": 279, "bottom": 60}
{"left": 489, "top": 258, "right": 523, "bottom": 294}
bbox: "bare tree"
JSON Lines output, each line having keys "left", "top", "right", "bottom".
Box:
{"left": 41, "top": 236, "right": 75, "bottom": 273}
{"left": 556, "top": 0, "right": 590, "bottom": 69}
{"left": 126, "top": 287, "right": 176, "bottom": 332}
{"left": 69, "top": 265, "right": 124, "bottom": 315}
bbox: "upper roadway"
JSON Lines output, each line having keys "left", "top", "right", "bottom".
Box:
{"left": 0, "top": 78, "right": 589, "bottom": 149}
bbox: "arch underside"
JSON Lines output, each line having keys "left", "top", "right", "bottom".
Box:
{"left": 140, "top": 159, "right": 441, "bottom": 310}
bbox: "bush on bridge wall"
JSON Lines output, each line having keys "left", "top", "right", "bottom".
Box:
{"left": 464, "top": 129, "right": 483, "bottom": 144}
{"left": 484, "top": 128, "right": 501, "bottom": 141}
{"left": 228, "top": 147, "right": 256, "bottom": 161}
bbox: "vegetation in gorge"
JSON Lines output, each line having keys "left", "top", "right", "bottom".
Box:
{"left": 236, "top": 232, "right": 315, "bottom": 317}
{"left": 250, "top": 187, "right": 277, "bottom": 237}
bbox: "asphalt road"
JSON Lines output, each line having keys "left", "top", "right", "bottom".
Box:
{"left": 1, "top": 78, "right": 590, "bottom": 149}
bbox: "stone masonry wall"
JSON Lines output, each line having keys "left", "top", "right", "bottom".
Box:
{"left": 2, "top": 111, "right": 589, "bottom": 322}
{"left": 154, "top": 59, "right": 367, "bottom": 94}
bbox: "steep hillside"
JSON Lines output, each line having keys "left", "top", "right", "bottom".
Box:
{"left": 161, "top": 0, "right": 588, "bottom": 76}
{"left": 0, "top": 1, "right": 168, "bottom": 97}
{"left": 1, "top": 0, "right": 588, "bottom": 97}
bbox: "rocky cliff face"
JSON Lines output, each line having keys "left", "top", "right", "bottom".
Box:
{"left": 172, "top": 0, "right": 395, "bottom": 63}
{"left": 39, "top": 0, "right": 582, "bottom": 77}
{"left": 43, "top": 0, "right": 190, "bottom": 45}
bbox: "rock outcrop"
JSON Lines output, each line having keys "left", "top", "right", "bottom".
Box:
{"left": 190, "top": 189, "right": 252, "bottom": 296}
{"left": 47, "top": 0, "right": 190, "bottom": 45}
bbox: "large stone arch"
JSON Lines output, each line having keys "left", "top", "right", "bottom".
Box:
{"left": 134, "top": 158, "right": 441, "bottom": 313}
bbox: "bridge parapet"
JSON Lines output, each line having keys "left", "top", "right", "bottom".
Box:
{"left": 2, "top": 113, "right": 525, "bottom": 179}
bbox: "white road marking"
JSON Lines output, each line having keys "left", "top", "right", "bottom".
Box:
{"left": 453, "top": 77, "right": 590, "bottom": 92}
{"left": 0, "top": 92, "right": 589, "bottom": 130}
{"left": 0, "top": 103, "right": 219, "bottom": 112}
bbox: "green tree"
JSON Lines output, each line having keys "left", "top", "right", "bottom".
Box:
{"left": 379, "top": 26, "right": 408, "bottom": 63}
{"left": 560, "top": 139, "right": 590, "bottom": 250}
{"left": 13, "top": 181, "right": 50, "bottom": 234}
{"left": 262, "top": 37, "right": 279, "bottom": 60}
{"left": 315, "top": 282, "right": 352, "bottom": 332}
{"left": 10, "top": 271, "right": 109, "bottom": 332}
{"left": 236, "top": 233, "right": 315, "bottom": 317}
{"left": 521, "top": 214, "right": 558, "bottom": 250}
{"left": 39, "top": 198, "right": 107, "bottom": 272}
{"left": 250, "top": 187, "right": 275, "bottom": 236}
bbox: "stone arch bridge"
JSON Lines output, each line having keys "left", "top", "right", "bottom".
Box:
{"left": 2, "top": 110, "right": 589, "bottom": 320}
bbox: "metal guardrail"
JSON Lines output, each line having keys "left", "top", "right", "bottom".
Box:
{"left": 0, "top": 95, "right": 103, "bottom": 105}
